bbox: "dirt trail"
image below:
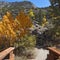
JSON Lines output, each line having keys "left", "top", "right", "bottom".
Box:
{"left": 33, "top": 48, "right": 49, "bottom": 60}
{"left": 15, "top": 48, "right": 49, "bottom": 60}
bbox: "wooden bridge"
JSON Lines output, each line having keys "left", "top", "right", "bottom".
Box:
{"left": 0, "top": 47, "right": 60, "bottom": 60}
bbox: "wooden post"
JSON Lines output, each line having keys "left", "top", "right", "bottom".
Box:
{"left": 9, "top": 51, "right": 15, "bottom": 60}
{"left": 47, "top": 51, "right": 55, "bottom": 60}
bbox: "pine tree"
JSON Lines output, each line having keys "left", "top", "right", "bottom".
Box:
{"left": 49, "top": 0, "right": 60, "bottom": 44}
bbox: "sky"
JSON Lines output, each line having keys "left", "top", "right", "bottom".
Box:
{"left": 0, "top": 0, "right": 51, "bottom": 8}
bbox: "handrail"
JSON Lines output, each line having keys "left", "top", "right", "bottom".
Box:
{"left": 48, "top": 47, "right": 60, "bottom": 55}
{"left": 0, "top": 47, "right": 15, "bottom": 60}
{"left": 47, "top": 47, "right": 60, "bottom": 60}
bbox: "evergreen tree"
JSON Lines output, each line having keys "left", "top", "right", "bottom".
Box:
{"left": 48, "top": 0, "right": 60, "bottom": 45}
{"left": 49, "top": 0, "right": 60, "bottom": 16}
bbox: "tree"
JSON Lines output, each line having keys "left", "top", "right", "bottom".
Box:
{"left": 35, "top": 9, "right": 42, "bottom": 24}
{"left": 41, "top": 16, "right": 49, "bottom": 27}
{"left": 47, "top": 0, "right": 60, "bottom": 45}
{"left": 16, "top": 11, "right": 33, "bottom": 37}
{"left": 29, "top": 9, "right": 35, "bottom": 20}
{"left": 0, "top": 11, "right": 33, "bottom": 50}
{"left": 49, "top": 0, "right": 60, "bottom": 16}
{"left": 49, "top": 0, "right": 60, "bottom": 32}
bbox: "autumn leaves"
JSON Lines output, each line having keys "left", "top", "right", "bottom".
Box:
{"left": 0, "top": 11, "right": 32, "bottom": 46}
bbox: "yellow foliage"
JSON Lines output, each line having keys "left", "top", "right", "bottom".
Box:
{"left": 45, "top": 21, "right": 49, "bottom": 24}
{"left": 31, "top": 25, "right": 35, "bottom": 28}
{"left": 6, "top": 11, "right": 14, "bottom": 23}
{"left": 16, "top": 11, "right": 32, "bottom": 28}
{"left": 41, "top": 16, "right": 49, "bottom": 27}
{"left": 0, "top": 11, "right": 33, "bottom": 46}
{"left": 0, "top": 22, "right": 6, "bottom": 34}
{"left": 42, "top": 16, "right": 47, "bottom": 23}
{"left": 29, "top": 9, "right": 35, "bottom": 17}
{"left": 56, "top": 32, "right": 60, "bottom": 35}
{"left": 41, "top": 24, "right": 45, "bottom": 27}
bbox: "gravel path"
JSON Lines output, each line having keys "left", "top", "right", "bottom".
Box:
{"left": 15, "top": 48, "right": 49, "bottom": 60}
{"left": 34, "top": 48, "right": 49, "bottom": 60}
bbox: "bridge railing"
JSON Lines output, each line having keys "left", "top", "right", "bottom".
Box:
{"left": 47, "top": 47, "right": 60, "bottom": 60}
{"left": 0, "top": 47, "right": 15, "bottom": 60}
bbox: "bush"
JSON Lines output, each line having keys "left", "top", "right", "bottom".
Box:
{"left": 14, "top": 34, "right": 36, "bottom": 57}
{"left": 14, "top": 34, "right": 36, "bottom": 49}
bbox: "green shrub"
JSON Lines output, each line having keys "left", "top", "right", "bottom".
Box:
{"left": 14, "top": 34, "right": 36, "bottom": 49}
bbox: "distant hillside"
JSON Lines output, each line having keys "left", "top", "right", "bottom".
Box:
{"left": 0, "top": 1, "right": 9, "bottom": 8}
{"left": 0, "top": 1, "right": 35, "bottom": 9}
{"left": 0, "top": 1, "right": 50, "bottom": 20}
{"left": 0, "top": 1, "right": 39, "bottom": 18}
